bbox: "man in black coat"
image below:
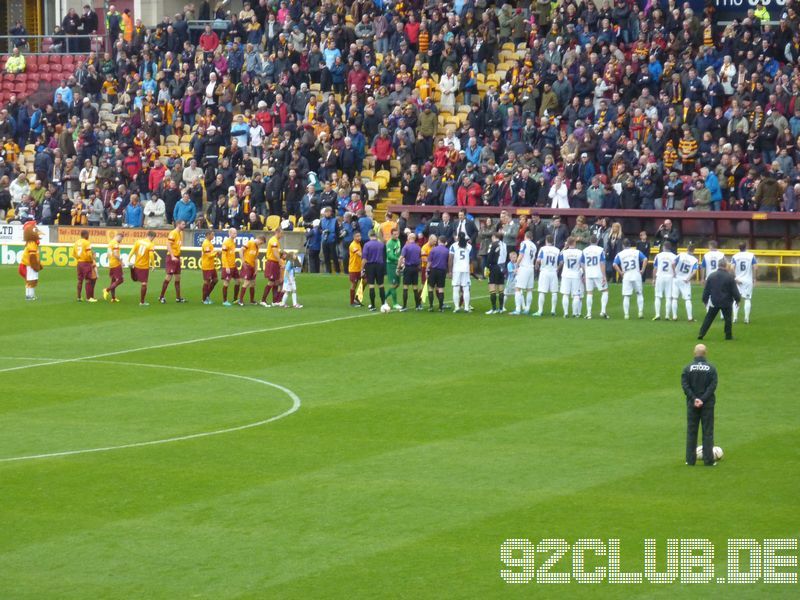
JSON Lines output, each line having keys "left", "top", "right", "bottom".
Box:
{"left": 681, "top": 344, "right": 719, "bottom": 466}
{"left": 698, "top": 258, "right": 742, "bottom": 340}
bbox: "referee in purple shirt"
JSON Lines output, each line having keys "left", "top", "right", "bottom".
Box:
{"left": 426, "top": 237, "right": 450, "bottom": 311}
{"left": 362, "top": 230, "right": 387, "bottom": 310}
{"left": 400, "top": 233, "right": 423, "bottom": 311}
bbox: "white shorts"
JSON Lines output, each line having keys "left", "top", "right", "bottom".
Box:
{"left": 26, "top": 267, "right": 39, "bottom": 282}
{"left": 655, "top": 277, "right": 673, "bottom": 298}
{"left": 585, "top": 276, "right": 607, "bottom": 292}
{"left": 736, "top": 280, "right": 753, "bottom": 299}
{"left": 538, "top": 271, "right": 559, "bottom": 293}
{"left": 672, "top": 279, "right": 692, "bottom": 300}
{"left": 452, "top": 272, "right": 471, "bottom": 287}
{"left": 516, "top": 267, "right": 534, "bottom": 290}
{"left": 283, "top": 281, "right": 296, "bottom": 292}
{"left": 560, "top": 277, "right": 583, "bottom": 297}
{"left": 621, "top": 274, "right": 643, "bottom": 296}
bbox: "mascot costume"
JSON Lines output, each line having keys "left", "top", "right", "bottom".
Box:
{"left": 19, "top": 221, "right": 43, "bottom": 300}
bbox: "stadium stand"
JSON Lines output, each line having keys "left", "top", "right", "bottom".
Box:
{"left": 0, "top": 1, "right": 799, "bottom": 263}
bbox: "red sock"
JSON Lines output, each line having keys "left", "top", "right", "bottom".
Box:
{"left": 175, "top": 281, "right": 181, "bottom": 299}
{"left": 202, "top": 283, "right": 208, "bottom": 300}
{"left": 262, "top": 285, "right": 272, "bottom": 302}
{"left": 140, "top": 284, "right": 147, "bottom": 303}
{"left": 239, "top": 285, "right": 246, "bottom": 302}
{"left": 87, "top": 279, "right": 96, "bottom": 299}
{"left": 247, "top": 287, "right": 253, "bottom": 302}
{"left": 223, "top": 285, "right": 228, "bottom": 301}
{"left": 350, "top": 289, "right": 355, "bottom": 303}
{"left": 233, "top": 284, "right": 240, "bottom": 301}
{"left": 209, "top": 278, "right": 218, "bottom": 296}
{"left": 77, "top": 279, "right": 83, "bottom": 299}
{"left": 159, "top": 280, "right": 169, "bottom": 299}
{"left": 274, "top": 288, "right": 282, "bottom": 303}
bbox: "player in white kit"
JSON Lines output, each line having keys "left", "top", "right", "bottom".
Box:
{"left": 449, "top": 231, "right": 473, "bottom": 312}
{"left": 582, "top": 235, "right": 608, "bottom": 319}
{"left": 559, "top": 237, "right": 584, "bottom": 318}
{"left": 701, "top": 240, "right": 725, "bottom": 280}
{"left": 512, "top": 231, "right": 537, "bottom": 315}
{"left": 652, "top": 241, "right": 676, "bottom": 320}
{"left": 672, "top": 244, "right": 699, "bottom": 321}
{"left": 533, "top": 235, "right": 560, "bottom": 317}
{"left": 613, "top": 238, "right": 647, "bottom": 319}
{"left": 731, "top": 242, "right": 757, "bottom": 324}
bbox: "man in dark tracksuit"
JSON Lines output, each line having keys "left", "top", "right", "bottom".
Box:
{"left": 681, "top": 344, "right": 719, "bottom": 466}
{"left": 698, "top": 258, "right": 742, "bottom": 340}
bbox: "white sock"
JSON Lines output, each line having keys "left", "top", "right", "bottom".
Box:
{"left": 586, "top": 293, "right": 593, "bottom": 316}
{"left": 733, "top": 301, "right": 739, "bottom": 321}
{"left": 744, "top": 299, "right": 751, "bottom": 320}
{"left": 562, "top": 294, "right": 569, "bottom": 316}
{"left": 600, "top": 291, "right": 608, "bottom": 314}
{"left": 463, "top": 287, "right": 471, "bottom": 309}
{"left": 636, "top": 293, "right": 644, "bottom": 315}
{"left": 623, "top": 296, "right": 630, "bottom": 317}
{"left": 685, "top": 299, "right": 693, "bottom": 321}
{"left": 654, "top": 296, "right": 661, "bottom": 318}
{"left": 551, "top": 293, "right": 558, "bottom": 313}
{"left": 292, "top": 292, "right": 298, "bottom": 305}
{"left": 538, "top": 293, "right": 545, "bottom": 313}
{"left": 525, "top": 291, "right": 532, "bottom": 312}
{"left": 25, "top": 287, "right": 32, "bottom": 299}
{"left": 572, "top": 296, "right": 581, "bottom": 316}
{"left": 671, "top": 299, "right": 678, "bottom": 319}
{"left": 514, "top": 291, "right": 522, "bottom": 311}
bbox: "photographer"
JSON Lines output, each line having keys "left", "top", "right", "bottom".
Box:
{"left": 655, "top": 218, "right": 680, "bottom": 251}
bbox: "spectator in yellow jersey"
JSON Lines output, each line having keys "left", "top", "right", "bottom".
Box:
{"left": 5, "top": 47, "right": 26, "bottom": 74}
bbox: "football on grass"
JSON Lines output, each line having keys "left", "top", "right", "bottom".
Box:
{"left": 697, "top": 446, "right": 724, "bottom": 461}
{"left": 380, "top": 304, "right": 391, "bottom": 313}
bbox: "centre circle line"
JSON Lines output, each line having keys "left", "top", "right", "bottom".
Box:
{"left": 0, "top": 358, "right": 301, "bottom": 464}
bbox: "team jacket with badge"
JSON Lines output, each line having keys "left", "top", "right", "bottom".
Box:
{"left": 681, "top": 358, "right": 718, "bottom": 406}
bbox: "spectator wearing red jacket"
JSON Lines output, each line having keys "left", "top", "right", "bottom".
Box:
{"left": 371, "top": 128, "right": 393, "bottom": 170}
{"left": 456, "top": 176, "right": 482, "bottom": 207}
{"left": 149, "top": 161, "right": 167, "bottom": 193}
{"left": 272, "top": 95, "right": 289, "bottom": 128}
{"left": 433, "top": 139, "right": 449, "bottom": 169}
{"left": 199, "top": 25, "right": 219, "bottom": 53}
{"left": 404, "top": 13, "right": 420, "bottom": 50}
{"left": 346, "top": 62, "right": 369, "bottom": 93}
{"left": 256, "top": 101, "right": 274, "bottom": 136}
{"left": 123, "top": 149, "right": 142, "bottom": 181}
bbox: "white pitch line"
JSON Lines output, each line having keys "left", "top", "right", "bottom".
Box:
{"left": 0, "top": 312, "right": 375, "bottom": 375}
{"left": 0, "top": 360, "right": 301, "bottom": 463}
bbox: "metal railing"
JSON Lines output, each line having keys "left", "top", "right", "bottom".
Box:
{"left": 0, "top": 33, "right": 106, "bottom": 55}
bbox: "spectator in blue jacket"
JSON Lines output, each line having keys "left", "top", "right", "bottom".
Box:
{"left": 702, "top": 167, "right": 722, "bottom": 211}
{"left": 124, "top": 194, "right": 143, "bottom": 227}
{"left": 173, "top": 194, "right": 197, "bottom": 224}
{"left": 357, "top": 208, "right": 374, "bottom": 239}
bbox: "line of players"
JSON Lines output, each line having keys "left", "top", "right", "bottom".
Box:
{"left": 350, "top": 227, "right": 757, "bottom": 322}
{"left": 70, "top": 223, "right": 301, "bottom": 308}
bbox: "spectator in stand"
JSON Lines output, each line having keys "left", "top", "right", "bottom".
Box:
{"left": 5, "top": 47, "right": 26, "bottom": 74}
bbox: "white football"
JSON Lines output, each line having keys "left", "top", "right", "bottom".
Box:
{"left": 696, "top": 446, "right": 724, "bottom": 461}
{"left": 380, "top": 303, "right": 391, "bottom": 313}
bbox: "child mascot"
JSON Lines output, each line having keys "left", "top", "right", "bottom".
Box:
{"left": 19, "top": 220, "right": 43, "bottom": 300}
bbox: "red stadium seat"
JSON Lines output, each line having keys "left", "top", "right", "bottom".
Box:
{"left": 38, "top": 63, "right": 50, "bottom": 72}
{"left": 25, "top": 80, "right": 38, "bottom": 90}
{"left": 2, "top": 82, "right": 14, "bottom": 91}
{"left": 50, "top": 63, "right": 63, "bottom": 73}
{"left": 26, "top": 62, "right": 38, "bottom": 73}
{"left": 12, "top": 84, "right": 26, "bottom": 94}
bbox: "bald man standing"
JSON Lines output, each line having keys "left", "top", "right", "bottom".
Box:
{"left": 681, "top": 344, "right": 719, "bottom": 466}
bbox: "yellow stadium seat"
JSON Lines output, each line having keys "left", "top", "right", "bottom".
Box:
{"left": 360, "top": 169, "right": 375, "bottom": 181}
{"left": 502, "top": 42, "right": 515, "bottom": 52}
{"left": 266, "top": 215, "right": 281, "bottom": 231}
{"left": 166, "top": 134, "right": 179, "bottom": 145}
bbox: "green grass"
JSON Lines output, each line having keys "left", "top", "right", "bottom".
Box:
{"left": 0, "top": 266, "right": 798, "bottom": 598}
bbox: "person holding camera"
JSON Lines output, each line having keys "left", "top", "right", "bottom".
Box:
{"left": 655, "top": 219, "right": 680, "bottom": 251}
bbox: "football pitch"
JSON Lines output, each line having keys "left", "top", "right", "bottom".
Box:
{"left": 1, "top": 266, "right": 798, "bottom": 598}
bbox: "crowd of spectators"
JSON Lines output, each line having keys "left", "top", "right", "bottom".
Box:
{"left": 1, "top": 0, "right": 800, "bottom": 234}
